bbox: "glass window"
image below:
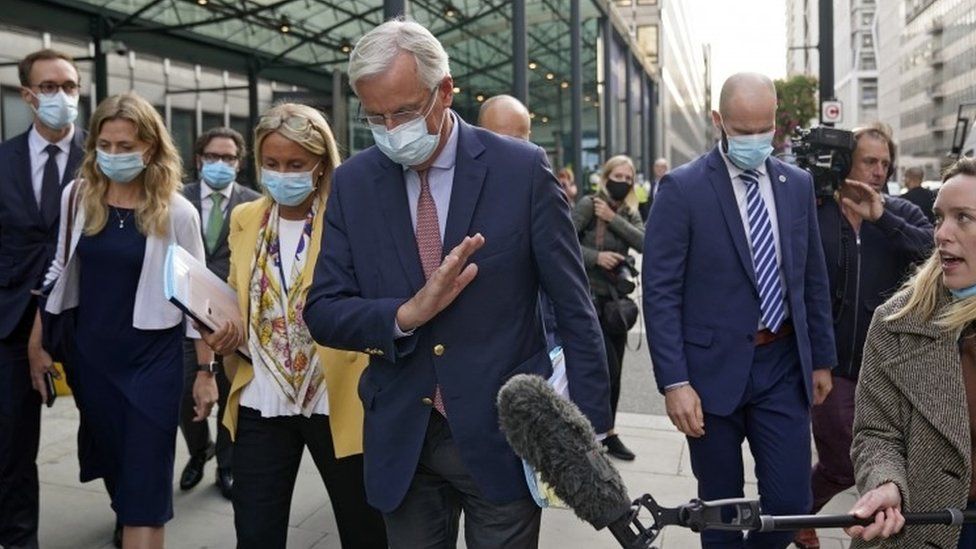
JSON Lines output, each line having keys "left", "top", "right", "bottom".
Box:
{"left": 861, "top": 11, "right": 874, "bottom": 26}
{"left": 637, "top": 25, "right": 659, "bottom": 64}
{"left": 170, "top": 108, "right": 195, "bottom": 175}
{"left": 202, "top": 112, "right": 223, "bottom": 132}
{"left": 860, "top": 81, "right": 878, "bottom": 106}
{"left": 861, "top": 53, "right": 877, "bottom": 70}
{"left": 637, "top": 0, "right": 658, "bottom": 4}
{"left": 861, "top": 32, "right": 874, "bottom": 47}
{"left": 2, "top": 86, "right": 33, "bottom": 141}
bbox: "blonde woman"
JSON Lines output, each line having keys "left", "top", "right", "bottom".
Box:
{"left": 845, "top": 158, "right": 976, "bottom": 548}
{"left": 29, "top": 92, "right": 216, "bottom": 549}
{"left": 200, "top": 103, "right": 386, "bottom": 548}
{"left": 572, "top": 154, "right": 645, "bottom": 461}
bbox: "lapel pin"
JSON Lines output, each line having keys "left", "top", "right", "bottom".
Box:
{"left": 778, "top": 175, "right": 787, "bottom": 183}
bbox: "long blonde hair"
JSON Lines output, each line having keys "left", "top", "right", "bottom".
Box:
{"left": 79, "top": 92, "right": 183, "bottom": 236}
{"left": 600, "top": 154, "right": 639, "bottom": 211}
{"left": 253, "top": 102, "right": 341, "bottom": 200}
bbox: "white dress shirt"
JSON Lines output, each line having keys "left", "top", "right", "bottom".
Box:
{"left": 199, "top": 181, "right": 235, "bottom": 234}
{"left": 28, "top": 124, "right": 74, "bottom": 205}
{"left": 718, "top": 149, "right": 791, "bottom": 329}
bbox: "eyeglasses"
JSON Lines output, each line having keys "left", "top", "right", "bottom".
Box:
{"left": 34, "top": 81, "right": 80, "bottom": 96}
{"left": 259, "top": 114, "right": 314, "bottom": 134}
{"left": 356, "top": 87, "right": 438, "bottom": 127}
{"left": 201, "top": 153, "right": 239, "bottom": 164}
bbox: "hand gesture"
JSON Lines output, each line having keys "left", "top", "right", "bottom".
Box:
{"left": 845, "top": 482, "right": 904, "bottom": 541}
{"left": 195, "top": 319, "right": 242, "bottom": 356}
{"left": 593, "top": 198, "right": 617, "bottom": 223}
{"left": 665, "top": 384, "right": 705, "bottom": 437}
{"left": 596, "top": 251, "right": 625, "bottom": 271}
{"left": 841, "top": 179, "right": 885, "bottom": 222}
{"left": 396, "top": 234, "right": 486, "bottom": 331}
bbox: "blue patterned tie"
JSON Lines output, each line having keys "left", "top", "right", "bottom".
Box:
{"left": 740, "top": 169, "right": 785, "bottom": 333}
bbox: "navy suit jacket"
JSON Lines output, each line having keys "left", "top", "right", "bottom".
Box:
{"left": 304, "top": 119, "right": 610, "bottom": 512}
{"left": 0, "top": 126, "right": 85, "bottom": 339}
{"left": 642, "top": 147, "right": 836, "bottom": 416}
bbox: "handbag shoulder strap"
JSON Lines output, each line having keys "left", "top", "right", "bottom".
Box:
{"left": 63, "top": 181, "right": 82, "bottom": 263}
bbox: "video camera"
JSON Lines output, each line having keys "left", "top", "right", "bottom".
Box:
{"left": 790, "top": 127, "right": 856, "bottom": 199}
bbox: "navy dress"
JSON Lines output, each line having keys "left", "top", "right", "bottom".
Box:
{"left": 71, "top": 207, "right": 183, "bottom": 526}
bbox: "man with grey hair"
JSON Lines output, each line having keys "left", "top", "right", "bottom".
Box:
{"left": 478, "top": 94, "right": 531, "bottom": 140}
{"left": 643, "top": 72, "right": 836, "bottom": 548}
{"left": 901, "top": 165, "right": 935, "bottom": 223}
{"left": 304, "top": 18, "right": 611, "bottom": 547}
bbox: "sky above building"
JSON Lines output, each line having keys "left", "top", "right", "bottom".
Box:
{"left": 692, "top": 0, "right": 788, "bottom": 110}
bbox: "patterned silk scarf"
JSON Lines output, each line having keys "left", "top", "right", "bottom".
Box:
{"left": 247, "top": 200, "right": 324, "bottom": 415}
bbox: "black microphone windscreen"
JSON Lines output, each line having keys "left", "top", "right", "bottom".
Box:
{"left": 497, "top": 374, "right": 632, "bottom": 530}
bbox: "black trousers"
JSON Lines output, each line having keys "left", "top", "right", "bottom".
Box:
{"left": 233, "top": 406, "right": 387, "bottom": 549}
{"left": 0, "top": 304, "right": 40, "bottom": 549}
{"left": 383, "top": 411, "right": 541, "bottom": 549}
{"left": 179, "top": 340, "right": 231, "bottom": 467}
{"left": 596, "top": 297, "right": 628, "bottom": 425}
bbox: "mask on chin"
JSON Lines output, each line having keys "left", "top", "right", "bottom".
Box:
{"left": 721, "top": 125, "right": 774, "bottom": 171}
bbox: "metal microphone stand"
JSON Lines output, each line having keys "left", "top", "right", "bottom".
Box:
{"left": 607, "top": 494, "right": 976, "bottom": 549}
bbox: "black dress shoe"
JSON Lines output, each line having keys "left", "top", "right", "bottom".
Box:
{"left": 602, "top": 434, "right": 636, "bottom": 461}
{"left": 179, "top": 442, "right": 215, "bottom": 491}
{"left": 216, "top": 467, "right": 233, "bottom": 500}
{"left": 112, "top": 520, "right": 123, "bottom": 548}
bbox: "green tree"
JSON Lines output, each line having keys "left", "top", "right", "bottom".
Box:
{"left": 774, "top": 75, "right": 819, "bottom": 151}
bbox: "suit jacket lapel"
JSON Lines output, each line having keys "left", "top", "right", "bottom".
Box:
{"left": 706, "top": 148, "right": 757, "bottom": 289}
{"left": 768, "top": 160, "right": 794, "bottom": 280}
{"left": 442, "top": 121, "right": 487, "bottom": 253}
{"left": 376, "top": 157, "right": 426, "bottom": 293}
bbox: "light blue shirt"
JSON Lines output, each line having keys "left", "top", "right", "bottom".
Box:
{"left": 402, "top": 110, "right": 460, "bottom": 239}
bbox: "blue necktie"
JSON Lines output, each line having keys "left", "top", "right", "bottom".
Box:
{"left": 740, "top": 169, "right": 785, "bottom": 333}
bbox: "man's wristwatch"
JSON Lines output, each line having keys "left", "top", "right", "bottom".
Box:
{"left": 198, "top": 360, "right": 219, "bottom": 374}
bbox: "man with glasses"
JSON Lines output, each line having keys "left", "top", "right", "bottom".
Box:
{"left": 304, "top": 19, "right": 610, "bottom": 547}
{"left": 0, "top": 49, "right": 86, "bottom": 549}
{"left": 177, "top": 127, "right": 259, "bottom": 500}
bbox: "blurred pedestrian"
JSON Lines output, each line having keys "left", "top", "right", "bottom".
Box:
{"left": 644, "top": 72, "right": 836, "bottom": 548}
{"left": 303, "top": 19, "right": 610, "bottom": 548}
{"left": 900, "top": 166, "right": 936, "bottom": 223}
{"left": 198, "top": 103, "right": 386, "bottom": 549}
{"left": 478, "top": 94, "right": 531, "bottom": 141}
{"left": 557, "top": 167, "right": 578, "bottom": 203}
{"left": 845, "top": 157, "right": 976, "bottom": 548}
{"left": 33, "top": 91, "right": 217, "bottom": 549}
{"left": 177, "top": 127, "right": 260, "bottom": 499}
{"left": 0, "top": 47, "right": 84, "bottom": 549}
{"left": 639, "top": 157, "right": 668, "bottom": 221}
{"left": 573, "top": 154, "right": 644, "bottom": 461}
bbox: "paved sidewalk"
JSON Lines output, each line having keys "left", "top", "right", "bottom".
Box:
{"left": 36, "top": 401, "right": 854, "bottom": 548}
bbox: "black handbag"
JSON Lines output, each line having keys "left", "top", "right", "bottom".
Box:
{"left": 40, "top": 183, "right": 80, "bottom": 364}
{"left": 602, "top": 285, "right": 639, "bottom": 335}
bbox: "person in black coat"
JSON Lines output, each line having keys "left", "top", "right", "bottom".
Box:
{"left": 900, "top": 165, "right": 936, "bottom": 223}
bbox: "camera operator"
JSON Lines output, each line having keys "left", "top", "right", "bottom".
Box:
{"left": 795, "top": 122, "right": 933, "bottom": 549}
{"left": 573, "top": 154, "right": 645, "bottom": 461}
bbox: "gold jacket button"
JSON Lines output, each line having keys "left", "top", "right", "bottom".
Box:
{"left": 421, "top": 397, "right": 434, "bottom": 406}
{"left": 433, "top": 344, "right": 445, "bottom": 356}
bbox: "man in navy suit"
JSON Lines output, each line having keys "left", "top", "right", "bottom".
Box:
{"left": 304, "top": 19, "right": 610, "bottom": 547}
{"left": 0, "top": 49, "right": 85, "bottom": 549}
{"left": 643, "top": 73, "right": 837, "bottom": 549}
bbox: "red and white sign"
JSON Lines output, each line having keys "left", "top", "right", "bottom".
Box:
{"left": 821, "top": 100, "right": 843, "bottom": 124}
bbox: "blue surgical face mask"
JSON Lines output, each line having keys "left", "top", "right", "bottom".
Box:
{"left": 369, "top": 97, "right": 446, "bottom": 167}
{"left": 31, "top": 90, "right": 79, "bottom": 130}
{"left": 96, "top": 149, "right": 146, "bottom": 184}
{"left": 722, "top": 125, "right": 774, "bottom": 171}
{"left": 261, "top": 162, "right": 319, "bottom": 207}
{"left": 200, "top": 161, "right": 236, "bottom": 190}
{"left": 950, "top": 285, "right": 976, "bottom": 300}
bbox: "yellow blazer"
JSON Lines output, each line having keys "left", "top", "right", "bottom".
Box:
{"left": 221, "top": 197, "right": 368, "bottom": 458}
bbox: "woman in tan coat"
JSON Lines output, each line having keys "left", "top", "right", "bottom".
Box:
{"left": 199, "top": 103, "right": 386, "bottom": 549}
{"left": 846, "top": 158, "right": 976, "bottom": 548}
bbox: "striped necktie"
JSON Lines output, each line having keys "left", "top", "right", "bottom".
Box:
{"left": 740, "top": 169, "right": 785, "bottom": 333}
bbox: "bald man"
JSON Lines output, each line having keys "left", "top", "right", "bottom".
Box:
{"left": 900, "top": 165, "right": 936, "bottom": 223}
{"left": 643, "top": 72, "right": 836, "bottom": 548}
{"left": 478, "top": 94, "right": 531, "bottom": 140}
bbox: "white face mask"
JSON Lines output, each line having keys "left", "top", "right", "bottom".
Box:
{"left": 368, "top": 92, "right": 446, "bottom": 167}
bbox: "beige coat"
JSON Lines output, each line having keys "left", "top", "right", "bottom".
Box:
{"left": 852, "top": 291, "right": 970, "bottom": 548}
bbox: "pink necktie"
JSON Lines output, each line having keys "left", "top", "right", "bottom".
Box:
{"left": 416, "top": 170, "right": 447, "bottom": 416}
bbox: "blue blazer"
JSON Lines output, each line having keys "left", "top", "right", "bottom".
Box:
{"left": 0, "top": 126, "right": 85, "bottom": 339}
{"left": 304, "top": 120, "right": 611, "bottom": 512}
{"left": 642, "top": 147, "right": 836, "bottom": 416}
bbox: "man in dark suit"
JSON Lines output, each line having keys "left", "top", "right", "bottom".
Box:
{"left": 643, "top": 72, "right": 837, "bottom": 548}
{"left": 178, "top": 127, "right": 260, "bottom": 499}
{"left": 303, "top": 20, "right": 610, "bottom": 547}
{"left": 0, "top": 49, "right": 84, "bottom": 549}
{"left": 900, "top": 165, "right": 936, "bottom": 223}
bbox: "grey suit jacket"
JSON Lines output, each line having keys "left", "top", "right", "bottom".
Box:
{"left": 852, "top": 291, "right": 971, "bottom": 549}
{"left": 183, "top": 181, "right": 261, "bottom": 282}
